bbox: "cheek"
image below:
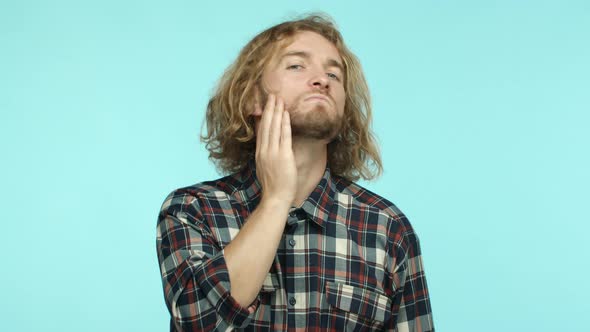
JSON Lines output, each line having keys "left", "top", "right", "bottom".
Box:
{"left": 262, "top": 79, "right": 296, "bottom": 110}
{"left": 335, "top": 89, "right": 346, "bottom": 112}
{"left": 271, "top": 79, "right": 298, "bottom": 104}
{"left": 261, "top": 72, "right": 281, "bottom": 95}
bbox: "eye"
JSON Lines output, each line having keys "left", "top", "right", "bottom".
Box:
{"left": 287, "top": 64, "right": 304, "bottom": 70}
{"left": 327, "top": 72, "right": 341, "bottom": 81}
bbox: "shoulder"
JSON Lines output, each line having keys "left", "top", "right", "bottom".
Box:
{"left": 158, "top": 173, "right": 243, "bottom": 216}
{"left": 332, "top": 176, "right": 418, "bottom": 246}
{"left": 332, "top": 176, "right": 407, "bottom": 222}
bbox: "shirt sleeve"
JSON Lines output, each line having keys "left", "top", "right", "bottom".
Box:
{"left": 156, "top": 191, "right": 258, "bottom": 331}
{"left": 385, "top": 215, "right": 435, "bottom": 332}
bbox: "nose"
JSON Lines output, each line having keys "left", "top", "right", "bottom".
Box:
{"left": 309, "top": 69, "right": 330, "bottom": 91}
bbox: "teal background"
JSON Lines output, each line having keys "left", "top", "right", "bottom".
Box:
{"left": 1, "top": 1, "right": 588, "bottom": 331}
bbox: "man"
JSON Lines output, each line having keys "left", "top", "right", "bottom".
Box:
{"left": 156, "top": 14, "right": 434, "bottom": 331}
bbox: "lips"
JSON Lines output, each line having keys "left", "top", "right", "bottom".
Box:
{"left": 304, "top": 94, "right": 331, "bottom": 104}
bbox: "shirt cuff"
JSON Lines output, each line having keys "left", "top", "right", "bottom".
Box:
{"left": 194, "top": 250, "right": 259, "bottom": 328}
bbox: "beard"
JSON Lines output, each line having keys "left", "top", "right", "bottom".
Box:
{"left": 286, "top": 96, "right": 343, "bottom": 141}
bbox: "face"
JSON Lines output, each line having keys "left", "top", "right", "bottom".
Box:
{"left": 260, "top": 31, "right": 346, "bottom": 141}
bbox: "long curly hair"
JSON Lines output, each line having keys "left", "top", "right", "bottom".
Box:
{"left": 201, "top": 13, "right": 382, "bottom": 182}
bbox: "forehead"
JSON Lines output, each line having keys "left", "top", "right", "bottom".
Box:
{"left": 276, "top": 31, "right": 342, "bottom": 62}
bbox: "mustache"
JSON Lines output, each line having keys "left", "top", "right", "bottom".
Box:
{"left": 255, "top": 89, "right": 334, "bottom": 113}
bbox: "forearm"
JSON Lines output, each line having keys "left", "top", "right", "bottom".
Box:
{"left": 224, "top": 197, "right": 290, "bottom": 307}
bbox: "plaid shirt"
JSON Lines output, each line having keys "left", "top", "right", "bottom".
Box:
{"left": 156, "top": 160, "right": 434, "bottom": 331}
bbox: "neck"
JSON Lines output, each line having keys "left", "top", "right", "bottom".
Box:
{"left": 290, "top": 137, "right": 329, "bottom": 208}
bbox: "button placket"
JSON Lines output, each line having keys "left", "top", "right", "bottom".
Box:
{"left": 284, "top": 209, "right": 304, "bottom": 313}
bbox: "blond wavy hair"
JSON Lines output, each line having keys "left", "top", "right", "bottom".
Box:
{"left": 201, "top": 13, "right": 382, "bottom": 182}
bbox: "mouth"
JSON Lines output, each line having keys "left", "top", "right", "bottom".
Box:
{"left": 304, "top": 94, "right": 331, "bottom": 104}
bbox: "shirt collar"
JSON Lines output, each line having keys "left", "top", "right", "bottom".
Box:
{"left": 234, "top": 158, "right": 337, "bottom": 228}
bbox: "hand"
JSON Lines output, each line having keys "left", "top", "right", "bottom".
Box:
{"left": 252, "top": 94, "right": 297, "bottom": 207}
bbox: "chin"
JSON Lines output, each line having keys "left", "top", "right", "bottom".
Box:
{"left": 300, "top": 102, "right": 330, "bottom": 114}
{"left": 290, "top": 106, "right": 343, "bottom": 141}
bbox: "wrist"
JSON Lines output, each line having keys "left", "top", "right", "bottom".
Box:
{"left": 259, "top": 196, "right": 293, "bottom": 212}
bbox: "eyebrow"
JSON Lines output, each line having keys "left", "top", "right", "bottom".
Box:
{"left": 280, "top": 51, "right": 344, "bottom": 73}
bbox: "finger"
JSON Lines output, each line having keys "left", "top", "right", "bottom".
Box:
{"left": 252, "top": 102, "right": 262, "bottom": 116}
{"left": 253, "top": 101, "right": 265, "bottom": 153}
{"left": 280, "top": 110, "right": 292, "bottom": 150}
{"left": 254, "top": 115, "right": 262, "bottom": 153}
{"left": 269, "top": 97, "right": 284, "bottom": 151}
{"left": 258, "top": 94, "right": 275, "bottom": 152}
{"left": 253, "top": 102, "right": 262, "bottom": 152}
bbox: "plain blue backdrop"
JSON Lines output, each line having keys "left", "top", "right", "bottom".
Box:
{"left": 1, "top": 1, "right": 589, "bottom": 331}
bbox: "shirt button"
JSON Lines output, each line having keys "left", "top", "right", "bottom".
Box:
{"left": 289, "top": 297, "right": 296, "bottom": 306}
{"left": 289, "top": 239, "right": 296, "bottom": 247}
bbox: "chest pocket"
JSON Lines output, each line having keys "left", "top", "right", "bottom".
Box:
{"left": 325, "top": 281, "right": 392, "bottom": 324}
